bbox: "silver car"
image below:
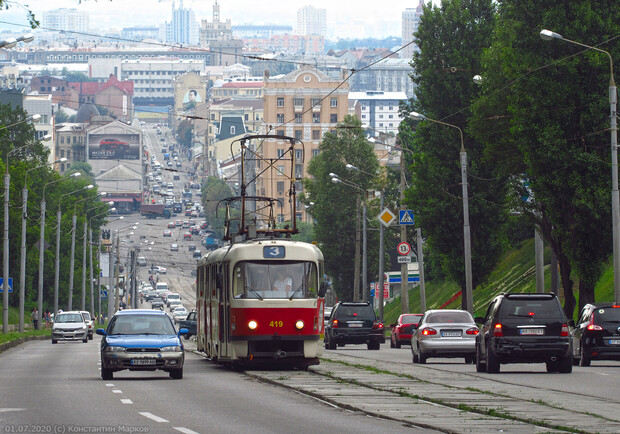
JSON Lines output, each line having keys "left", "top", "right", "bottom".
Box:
{"left": 52, "top": 311, "right": 89, "bottom": 344}
{"left": 411, "top": 309, "right": 478, "bottom": 364}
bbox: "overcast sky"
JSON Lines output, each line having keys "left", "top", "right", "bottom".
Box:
{"left": 0, "top": 0, "right": 428, "bottom": 39}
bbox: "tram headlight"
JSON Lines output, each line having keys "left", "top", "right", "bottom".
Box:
{"left": 248, "top": 320, "right": 258, "bottom": 330}
{"left": 295, "top": 320, "right": 304, "bottom": 330}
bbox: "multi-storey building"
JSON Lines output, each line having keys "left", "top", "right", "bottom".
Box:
{"left": 199, "top": 1, "right": 232, "bottom": 47}
{"left": 261, "top": 66, "right": 349, "bottom": 223}
{"left": 120, "top": 57, "right": 204, "bottom": 105}
{"left": 121, "top": 27, "right": 160, "bottom": 42}
{"left": 401, "top": 1, "right": 424, "bottom": 60}
{"left": 54, "top": 123, "right": 86, "bottom": 173}
{"left": 243, "top": 34, "right": 324, "bottom": 55}
{"left": 41, "top": 8, "right": 89, "bottom": 33}
{"left": 296, "top": 5, "right": 326, "bottom": 38}
{"left": 165, "top": 0, "right": 199, "bottom": 46}
{"left": 349, "top": 91, "right": 407, "bottom": 137}
{"left": 23, "top": 93, "right": 54, "bottom": 161}
{"left": 211, "top": 81, "right": 263, "bottom": 100}
{"left": 351, "top": 58, "right": 415, "bottom": 98}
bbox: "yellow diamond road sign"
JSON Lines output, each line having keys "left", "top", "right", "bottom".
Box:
{"left": 378, "top": 208, "right": 396, "bottom": 227}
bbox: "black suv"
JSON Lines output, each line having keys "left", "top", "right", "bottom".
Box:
{"left": 475, "top": 293, "right": 572, "bottom": 373}
{"left": 324, "top": 302, "right": 384, "bottom": 350}
{"left": 571, "top": 303, "right": 620, "bottom": 366}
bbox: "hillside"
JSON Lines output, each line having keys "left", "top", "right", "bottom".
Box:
{"left": 383, "top": 238, "right": 615, "bottom": 326}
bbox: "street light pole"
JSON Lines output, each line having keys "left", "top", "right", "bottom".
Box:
{"left": 540, "top": 29, "right": 619, "bottom": 302}
{"left": 68, "top": 186, "right": 94, "bottom": 310}
{"left": 409, "top": 112, "right": 474, "bottom": 314}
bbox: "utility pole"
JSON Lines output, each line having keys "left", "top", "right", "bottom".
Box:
{"left": 114, "top": 234, "right": 120, "bottom": 312}
{"left": 399, "top": 145, "right": 409, "bottom": 314}
{"left": 81, "top": 220, "right": 87, "bottom": 310}
{"left": 353, "top": 195, "right": 361, "bottom": 301}
{"left": 416, "top": 228, "right": 426, "bottom": 312}
{"left": 378, "top": 191, "right": 385, "bottom": 321}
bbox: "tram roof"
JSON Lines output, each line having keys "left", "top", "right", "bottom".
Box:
{"left": 197, "top": 238, "right": 323, "bottom": 267}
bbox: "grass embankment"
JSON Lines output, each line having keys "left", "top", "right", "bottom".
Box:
{"left": 383, "top": 238, "right": 615, "bottom": 326}
{"left": 0, "top": 328, "right": 51, "bottom": 345}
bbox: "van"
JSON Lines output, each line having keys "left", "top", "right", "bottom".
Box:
{"left": 156, "top": 282, "right": 169, "bottom": 292}
{"left": 137, "top": 257, "right": 147, "bottom": 266}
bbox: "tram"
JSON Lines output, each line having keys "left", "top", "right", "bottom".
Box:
{"left": 194, "top": 134, "right": 327, "bottom": 368}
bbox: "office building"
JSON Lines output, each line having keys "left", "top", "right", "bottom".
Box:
{"left": 401, "top": 0, "right": 424, "bottom": 60}
{"left": 296, "top": 5, "right": 326, "bottom": 37}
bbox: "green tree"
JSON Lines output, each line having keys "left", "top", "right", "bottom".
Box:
{"left": 305, "top": 115, "right": 380, "bottom": 301}
{"left": 201, "top": 176, "right": 234, "bottom": 239}
{"left": 469, "top": 0, "right": 619, "bottom": 316}
{"left": 177, "top": 120, "right": 193, "bottom": 148}
{"left": 68, "top": 162, "right": 95, "bottom": 183}
{"left": 401, "top": 0, "right": 506, "bottom": 309}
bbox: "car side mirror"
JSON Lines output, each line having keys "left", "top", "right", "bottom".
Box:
{"left": 318, "top": 281, "right": 328, "bottom": 298}
{"left": 95, "top": 328, "right": 106, "bottom": 336}
{"left": 389, "top": 323, "right": 396, "bottom": 328}
{"left": 178, "top": 328, "right": 189, "bottom": 335}
{"left": 474, "top": 316, "right": 485, "bottom": 324}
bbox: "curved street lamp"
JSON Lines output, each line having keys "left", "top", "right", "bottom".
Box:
{"left": 409, "top": 111, "right": 473, "bottom": 314}
{"left": 540, "top": 29, "right": 619, "bottom": 302}
{"left": 17, "top": 156, "right": 66, "bottom": 331}
{"left": 87, "top": 203, "right": 114, "bottom": 316}
{"left": 67, "top": 185, "right": 95, "bottom": 310}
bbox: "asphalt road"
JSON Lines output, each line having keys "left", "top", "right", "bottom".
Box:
{"left": 0, "top": 338, "right": 418, "bottom": 433}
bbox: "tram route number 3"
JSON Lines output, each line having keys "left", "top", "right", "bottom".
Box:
{"left": 269, "top": 320, "right": 284, "bottom": 328}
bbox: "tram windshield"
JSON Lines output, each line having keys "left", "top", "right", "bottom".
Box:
{"left": 233, "top": 261, "right": 318, "bottom": 299}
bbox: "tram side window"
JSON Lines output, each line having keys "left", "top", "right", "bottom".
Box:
{"left": 233, "top": 264, "right": 244, "bottom": 298}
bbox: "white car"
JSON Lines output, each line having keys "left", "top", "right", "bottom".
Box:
{"left": 168, "top": 300, "right": 183, "bottom": 311}
{"left": 52, "top": 311, "right": 88, "bottom": 344}
{"left": 172, "top": 308, "right": 188, "bottom": 323}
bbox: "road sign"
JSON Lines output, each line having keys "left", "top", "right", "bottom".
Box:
{"left": 0, "top": 277, "right": 13, "bottom": 293}
{"left": 384, "top": 283, "right": 389, "bottom": 298}
{"left": 100, "top": 290, "right": 108, "bottom": 299}
{"left": 397, "top": 241, "right": 411, "bottom": 256}
{"left": 399, "top": 210, "right": 414, "bottom": 225}
{"left": 377, "top": 208, "right": 396, "bottom": 227}
{"left": 398, "top": 256, "right": 412, "bottom": 263}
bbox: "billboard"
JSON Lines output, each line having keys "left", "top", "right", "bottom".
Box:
{"left": 89, "top": 133, "right": 140, "bottom": 160}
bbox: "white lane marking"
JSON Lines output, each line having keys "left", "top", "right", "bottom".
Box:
{"left": 0, "top": 408, "right": 27, "bottom": 413}
{"left": 173, "top": 428, "right": 199, "bottom": 434}
{"left": 120, "top": 399, "right": 133, "bottom": 404}
{"left": 139, "top": 412, "right": 169, "bottom": 423}
{"left": 105, "top": 383, "right": 114, "bottom": 387}
{"left": 595, "top": 372, "right": 611, "bottom": 376}
{"left": 112, "top": 389, "right": 123, "bottom": 394}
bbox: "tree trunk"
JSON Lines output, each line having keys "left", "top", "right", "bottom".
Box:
{"left": 558, "top": 252, "right": 575, "bottom": 320}
{"left": 578, "top": 278, "right": 596, "bottom": 313}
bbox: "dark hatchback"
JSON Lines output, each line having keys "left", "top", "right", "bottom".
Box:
{"left": 96, "top": 309, "right": 188, "bottom": 380}
{"left": 475, "top": 293, "right": 572, "bottom": 373}
{"left": 390, "top": 313, "right": 423, "bottom": 348}
{"left": 572, "top": 303, "right": 620, "bottom": 366}
{"left": 324, "top": 302, "right": 384, "bottom": 350}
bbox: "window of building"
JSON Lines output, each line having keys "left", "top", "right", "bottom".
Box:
{"left": 277, "top": 181, "right": 285, "bottom": 194}
{"left": 312, "top": 129, "right": 320, "bottom": 140}
{"left": 60, "top": 150, "right": 65, "bottom": 157}
{"left": 330, "top": 97, "right": 337, "bottom": 107}
{"left": 330, "top": 114, "right": 337, "bottom": 123}
{"left": 361, "top": 115, "right": 366, "bottom": 119}
{"left": 312, "top": 113, "right": 320, "bottom": 123}
{"left": 276, "top": 113, "right": 284, "bottom": 123}
{"left": 294, "top": 130, "right": 302, "bottom": 140}
{"left": 311, "top": 98, "right": 321, "bottom": 107}
{"left": 67, "top": 150, "right": 71, "bottom": 159}
{"left": 295, "top": 181, "right": 303, "bottom": 192}
{"left": 389, "top": 115, "right": 393, "bottom": 119}
{"left": 244, "top": 114, "right": 249, "bottom": 121}
{"left": 60, "top": 137, "right": 64, "bottom": 144}
{"left": 295, "top": 164, "right": 303, "bottom": 178}
{"left": 294, "top": 98, "right": 303, "bottom": 107}
{"left": 294, "top": 113, "right": 302, "bottom": 123}
{"left": 230, "top": 126, "right": 236, "bottom": 135}
{"left": 277, "top": 149, "right": 285, "bottom": 158}
{"left": 277, "top": 214, "right": 285, "bottom": 223}
{"left": 312, "top": 149, "right": 320, "bottom": 157}
{"left": 379, "top": 115, "right": 383, "bottom": 119}
{"left": 276, "top": 129, "right": 284, "bottom": 136}
{"left": 60, "top": 163, "right": 65, "bottom": 172}
{"left": 295, "top": 149, "right": 303, "bottom": 162}
{"left": 277, "top": 97, "right": 284, "bottom": 107}
{"left": 277, "top": 165, "right": 285, "bottom": 175}
{"left": 296, "top": 212, "right": 303, "bottom": 222}
{"left": 379, "top": 123, "right": 383, "bottom": 127}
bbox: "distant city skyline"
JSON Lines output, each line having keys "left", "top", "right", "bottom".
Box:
{"left": 0, "top": 0, "right": 434, "bottom": 39}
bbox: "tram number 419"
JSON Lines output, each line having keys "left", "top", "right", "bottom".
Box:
{"left": 269, "top": 320, "right": 284, "bottom": 328}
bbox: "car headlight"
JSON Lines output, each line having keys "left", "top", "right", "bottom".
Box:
{"left": 161, "top": 345, "right": 182, "bottom": 352}
{"left": 104, "top": 346, "right": 125, "bottom": 352}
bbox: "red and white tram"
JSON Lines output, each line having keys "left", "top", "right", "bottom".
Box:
{"left": 195, "top": 239, "right": 327, "bottom": 368}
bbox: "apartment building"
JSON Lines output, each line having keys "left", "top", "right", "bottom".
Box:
{"left": 401, "top": 1, "right": 424, "bottom": 60}
{"left": 54, "top": 123, "right": 86, "bottom": 173}
{"left": 261, "top": 65, "right": 349, "bottom": 224}
{"left": 349, "top": 91, "right": 407, "bottom": 137}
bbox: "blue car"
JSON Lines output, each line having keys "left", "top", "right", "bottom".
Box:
{"left": 96, "top": 309, "right": 188, "bottom": 380}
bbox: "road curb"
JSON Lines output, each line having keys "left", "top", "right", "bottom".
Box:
{"left": 0, "top": 334, "right": 50, "bottom": 353}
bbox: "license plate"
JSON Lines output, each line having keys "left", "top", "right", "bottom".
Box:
{"left": 131, "top": 359, "right": 156, "bottom": 366}
{"left": 520, "top": 328, "right": 544, "bottom": 335}
{"left": 608, "top": 339, "right": 620, "bottom": 345}
{"left": 441, "top": 331, "right": 462, "bottom": 337}
{"left": 348, "top": 323, "right": 363, "bottom": 328}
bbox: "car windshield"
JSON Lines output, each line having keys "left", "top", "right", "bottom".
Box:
{"left": 109, "top": 315, "right": 176, "bottom": 335}
{"left": 233, "top": 261, "right": 319, "bottom": 300}
{"left": 402, "top": 314, "right": 421, "bottom": 324}
{"left": 336, "top": 305, "right": 375, "bottom": 321}
{"left": 425, "top": 311, "right": 473, "bottom": 324}
{"left": 500, "top": 300, "right": 561, "bottom": 319}
{"left": 81, "top": 312, "right": 91, "bottom": 321}
{"left": 55, "top": 313, "right": 83, "bottom": 323}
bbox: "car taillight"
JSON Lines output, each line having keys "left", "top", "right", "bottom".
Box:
{"left": 465, "top": 327, "right": 479, "bottom": 335}
{"left": 586, "top": 324, "right": 603, "bottom": 331}
{"left": 332, "top": 319, "right": 338, "bottom": 328}
{"left": 561, "top": 324, "right": 569, "bottom": 337}
{"left": 421, "top": 327, "right": 437, "bottom": 336}
{"left": 493, "top": 323, "right": 503, "bottom": 337}
{"left": 372, "top": 321, "right": 383, "bottom": 330}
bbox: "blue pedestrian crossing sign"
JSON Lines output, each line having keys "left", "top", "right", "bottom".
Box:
{"left": 399, "top": 210, "right": 414, "bottom": 225}
{"left": 0, "top": 277, "right": 13, "bottom": 293}
{"left": 100, "top": 290, "right": 108, "bottom": 299}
